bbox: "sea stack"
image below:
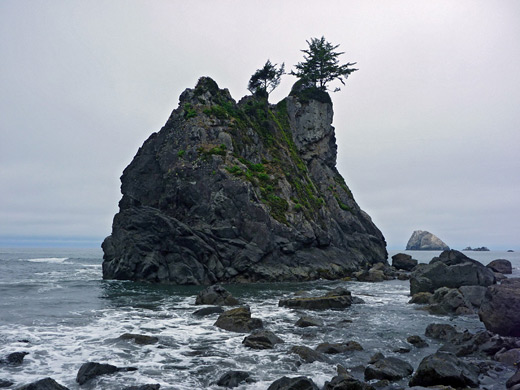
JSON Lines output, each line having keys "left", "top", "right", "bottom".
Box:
{"left": 406, "top": 230, "right": 449, "bottom": 251}
{"left": 102, "top": 77, "right": 387, "bottom": 284}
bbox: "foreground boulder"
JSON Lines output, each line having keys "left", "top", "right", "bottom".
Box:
{"left": 406, "top": 230, "right": 449, "bottom": 250}
{"left": 364, "top": 356, "right": 413, "bottom": 381}
{"left": 487, "top": 259, "right": 513, "bottom": 274}
{"left": 195, "top": 285, "right": 239, "bottom": 306}
{"left": 479, "top": 278, "right": 520, "bottom": 337}
{"left": 15, "top": 378, "right": 69, "bottom": 390}
{"left": 216, "top": 371, "right": 254, "bottom": 388}
{"left": 279, "top": 287, "right": 352, "bottom": 310}
{"left": 267, "top": 376, "right": 319, "bottom": 390}
{"left": 242, "top": 330, "right": 284, "bottom": 349}
{"left": 409, "top": 250, "right": 495, "bottom": 295}
{"left": 102, "top": 77, "right": 387, "bottom": 285}
{"left": 214, "top": 306, "right": 263, "bottom": 333}
{"left": 391, "top": 253, "right": 418, "bottom": 271}
{"left": 76, "top": 362, "right": 136, "bottom": 385}
{"left": 408, "top": 352, "right": 479, "bottom": 388}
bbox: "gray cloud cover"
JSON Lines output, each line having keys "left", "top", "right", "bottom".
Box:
{"left": 1, "top": 1, "right": 519, "bottom": 249}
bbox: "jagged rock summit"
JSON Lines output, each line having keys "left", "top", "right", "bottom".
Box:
{"left": 102, "top": 77, "right": 387, "bottom": 284}
{"left": 406, "top": 230, "right": 449, "bottom": 251}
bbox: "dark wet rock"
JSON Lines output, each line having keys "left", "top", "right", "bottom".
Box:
{"left": 195, "top": 285, "right": 239, "bottom": 306}
{"left": 393, "top": 347, "right": 411, "bottom": 354}
{"left": 408, "top": 352, "right": 479, "bottom": 388}
{"left": 426, "top": 287, "right": 473, "bottom": 315}
{"left": 458, "top": 285, "right": 487, "bottom": 308}
{"left": 216, "top": 371, "right": 254, "bottom": 388}
{"left": 192, "top": 306, "right": 224, "bottom": 316}
{"left": 368, "top": 352, "right": 385, "bottom": 364}
{"left": 76, "top": 362, "right": 119, "bottom": 385}
{"left": 364, "top": 357, "right": 413, "bottom": 381}
{"left": 354, "top": 268, "right": 385, "bottom": 282}
{"left": 119, "top": 333, "right": 159, "bottom": 345}
{"left": 315, "top": 341, "right": 363, "bottom": 354}
{"left": 410, "top": 250, "right": 495, "bottom": 295}
{"left": 507, "top": 367, "right": 520, "bottom": 389}
{"left": 1, "top": 352, "right": 28, "bottom": 365}
{"left": 123, "top": 385, "right": 160, "bottom": 390}
{"left": 437, "top": 330, "right": 491, "bottom": 357}
{"left": 102, "top": 77, "right": 387, "bottom": 285}
{"left": 424, "top": 323, "right": 459, "bottom": 340}
{"left": 267, "top": 376, "right": 319, "bottom": 390}
{"left": 323, "top": 375, "right": 375, "bottom": 390}
{"left": 279, "top": 288, "right": 352, "bottom": 310}
{"left": 0, "top": 380, "right": 13, "bottom": 388}
{"left": 15, "top": 378, "right": 70, "bottom": 390}
{"left": 495, "top": 348, "right": 520, "bottom": 366}
{"left": 295, "top": 316, "right": 323, "bottom": 327}
{"left": 408, "top": 292, "right": 432, "bottom": 304}
{"left": 290, "top": 345, "right": 331, "bottom": 363}
{"left": 391, "top": 253, "right": 418, "bottom": 271}
{"left": 406, "top": 230, "right": 449, "bottom": 251}
{"left": 487, "top": 259, "right": 512, "bottom": 274}
{"left": 214, "top": 306, "right": 263, "bottom": 333}
{"left": 242, "top": 329, "right": 284, "bottom": 349}
{"left": 479, "top": 279, "right": 520, "bottom": 337}
{"left": 407, "top": 335, "right": 428, "bottom": 348}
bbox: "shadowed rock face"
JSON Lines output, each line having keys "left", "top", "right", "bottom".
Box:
{"left": 406, "top": 230, "right": 449, "bottom": 251}
{"left": 102, "top": 77, "right": 387, "bottom": 285}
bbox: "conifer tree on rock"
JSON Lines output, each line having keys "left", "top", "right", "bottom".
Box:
{"left": 291, "top": 36, "right": 358, "bottom": 92}
{"left": 247, "top": 60, "right": 285, "bottom": 99}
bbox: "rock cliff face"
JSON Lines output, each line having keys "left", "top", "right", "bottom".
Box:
{"left": 406, "top": 230, "right": 449, "bottom": 251}
{"left": 102, "top": 77, "right": 387, "bottom": 284}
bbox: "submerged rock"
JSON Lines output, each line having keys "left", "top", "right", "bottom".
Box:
{"left": 15, "top": 378, "right": 69, "bottom": 390}
{"left": 0, "top": 352, "right": 28, "bottom": 365}
{"left": 290, "top": 346, "right": 331, "bottom": 363}
{"left": 76, "top": 362, "right": 119, "bottom": 385}
{"left": 119, "top": 333, "right": 159, "bottom": 345}
{"left": 102, "top": 77, "right": 387, "bottom": 285}
{"left": 214, "top": 306, "right": 263, "bottom": 333}
{"left": 479, "top": 278, "right": 520, "bottom": 337}
{"left": 192, "top": 306, "right": 224, "bottom": 317}
{"left": 295, "top": 316, "right": 323, "bottom": 327}
{"left": 406, "top": 230, "right": 449, "bottom": 251}
{"left": 123, "top": 385, "right": 160, "bottom": 390}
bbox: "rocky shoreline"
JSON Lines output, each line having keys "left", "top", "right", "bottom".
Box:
{"left": 2, "top": 250, "right": 519, "bottom": 389}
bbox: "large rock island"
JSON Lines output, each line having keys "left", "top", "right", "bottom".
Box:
{"left": 102, "top": 77, "right": 387, "bottom": 284}
{"left": 406, "top": 230, "right": 449, "bottom": 251}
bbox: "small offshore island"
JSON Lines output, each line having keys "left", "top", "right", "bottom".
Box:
{"left": 102, "top": 76, "right": 387, "bottom": 285}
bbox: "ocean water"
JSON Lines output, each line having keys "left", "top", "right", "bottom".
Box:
{"left": 0, "top": 248, "right": 519, "bottom": 389}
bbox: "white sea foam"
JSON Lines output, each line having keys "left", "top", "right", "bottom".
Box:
{"left": 25, "top": 257, "right": 69, "bottom": 264}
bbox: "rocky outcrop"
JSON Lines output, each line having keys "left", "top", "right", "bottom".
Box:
{"left": 408, "top": 352, "right": 479, "bottom": 388}
{"left": 391, "top": 253, "right": 417, "bottom": 271}
{"left": 409, "top": 250, "right": 495, "bottom": 295}
{"left": 102, "top": 77, "right": 387, "bottom": 285}
{"left": 406, "top": 230, "right": 449, "bottom": 250}
{"left": 487, "top": 259, "right": 513, "bottom": 274}
{"left": 279, "top": 287, "right": 352, "bottom": 310}
{"left": 479, "top": 278, "right": 520, "bottom": 337}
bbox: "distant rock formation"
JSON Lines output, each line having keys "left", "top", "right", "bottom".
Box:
{"left": 463, "top": 246, "right": 490, "bottom": 252}
{"left": 102, "top": 77, "right": 387, "bottom": 284}
{"left": 406, "top": 230, "right": 449, "bottom": 251}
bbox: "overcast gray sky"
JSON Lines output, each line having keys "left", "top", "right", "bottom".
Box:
{"left": 1, "top": 1, "right": 519, "bottom": 250}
